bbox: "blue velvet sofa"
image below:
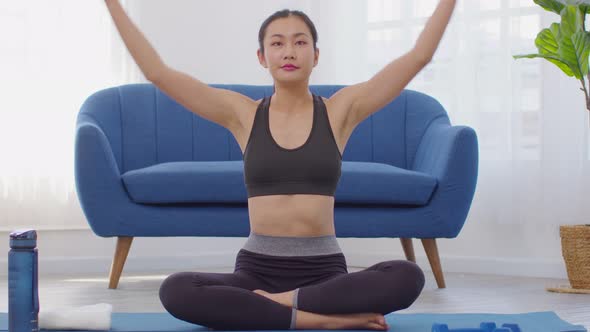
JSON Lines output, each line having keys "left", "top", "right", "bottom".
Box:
{"left": 74, "top": 83, "right": 478, "bottom": 289}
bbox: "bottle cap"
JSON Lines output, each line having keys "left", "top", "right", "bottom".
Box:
{"left": 9, "top": 229, "right": 37, "bottom": 249}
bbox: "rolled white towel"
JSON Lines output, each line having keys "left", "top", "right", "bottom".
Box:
{"left": 38, "top": 303, "right": 112, "bottom": 330}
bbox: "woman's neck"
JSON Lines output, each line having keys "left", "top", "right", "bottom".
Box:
{"left": 272, "top": 83, "right": 313, "bottom": 112}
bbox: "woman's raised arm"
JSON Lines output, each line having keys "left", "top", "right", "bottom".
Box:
{"left": 104, "top": 0, "right": 251, "bottom": 132}
{"left": 105, "top": 0, "right": 165, "bottom": 80}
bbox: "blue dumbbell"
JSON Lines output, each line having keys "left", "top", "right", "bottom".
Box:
{"left": 501, "top": 323, "right": 521, "bottom": 332}
{"left": 432, "top": 322, "right": 521, "bottom": 332}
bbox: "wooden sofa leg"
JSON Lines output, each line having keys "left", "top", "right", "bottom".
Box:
{"left": 108, "top": 236, "right": 133, "bottom": 289}
{"left": 400, "top": 238, "right": 416, "bottom": 263}
{"left": 421, "top": 238, "right": 446, "bottom": 289}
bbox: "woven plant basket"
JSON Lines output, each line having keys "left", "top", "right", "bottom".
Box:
{"left": 560, "top": 224, "right": 590, "bottom": 289}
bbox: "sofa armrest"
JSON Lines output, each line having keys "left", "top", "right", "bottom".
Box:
{"left": 74, "top": 115, "right": 130, "bottom": 237}
{"left": 412, "top": 120, "right": 478, "bottom": 179}
{"left": 411, "top": 118, "right": 479, "bottom": 237}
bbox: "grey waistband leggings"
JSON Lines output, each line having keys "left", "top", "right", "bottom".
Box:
{"left": 158, "top": 232, "right": 425, "bottom": 330}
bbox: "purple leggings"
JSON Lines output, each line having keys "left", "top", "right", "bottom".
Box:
{"left": 159, "top": 234, "right": 425, "bottom": 330}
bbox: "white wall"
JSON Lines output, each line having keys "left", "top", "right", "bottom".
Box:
{"left": 132, "top": 0, "right": 368, "bottom": 85}
{"left": 136, "top": 0, "right": 312, "bottom": 85}
{"left": 0, "top": 0, "right": 577, "bottom": 281}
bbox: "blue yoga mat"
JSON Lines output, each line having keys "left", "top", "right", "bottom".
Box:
{"left": 0, "top": 311, "right": 586, "bottom": 332}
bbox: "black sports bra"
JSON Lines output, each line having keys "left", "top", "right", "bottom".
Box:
{"left": 243, "top": 94, "right": 342, "bottom": 198}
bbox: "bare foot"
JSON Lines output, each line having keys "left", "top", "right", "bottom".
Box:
{"left": 252, "top": 290, "right": 389, "bottom": 330}
{"left": 324, "top": 312, "right": 389, "bottom": 330}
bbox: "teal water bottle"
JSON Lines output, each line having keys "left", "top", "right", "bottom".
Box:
{"left": 8, "top": 229, "right": 39, "bottom": 332}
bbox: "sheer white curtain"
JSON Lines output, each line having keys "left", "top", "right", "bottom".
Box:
{"left": 312, "top": 0, "right": 590, "bottom": 229}
{"left": 0, "top": 0, "right": 142, "bottom": 230}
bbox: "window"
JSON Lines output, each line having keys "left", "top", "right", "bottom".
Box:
{"left": 366, "top": 0, "right": 543, "bottom": 161}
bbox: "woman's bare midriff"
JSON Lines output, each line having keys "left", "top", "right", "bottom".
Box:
{"left": 247, "top": 194, "right": 336, "bottom": 237}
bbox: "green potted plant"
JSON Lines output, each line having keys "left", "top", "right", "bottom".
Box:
{"left": 513, "top": 0, "right": 590, "bottom": 294}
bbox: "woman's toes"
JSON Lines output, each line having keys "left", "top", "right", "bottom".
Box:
{"left": 369, "top": 322, "right": 387, "bottom": 331}
{"left": 372, "top": 313, "right": 384, "bottom": 325}
{"left": 373, "top": 314, "right": 389, "bottom": 329}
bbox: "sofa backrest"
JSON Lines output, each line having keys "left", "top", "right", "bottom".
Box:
{"left": 79, "top": 83, "right": 450, "bottom": 174}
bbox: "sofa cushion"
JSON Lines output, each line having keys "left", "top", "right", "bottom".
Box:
{"left": 121, "top": 161, "right": 438, "bottom": 206}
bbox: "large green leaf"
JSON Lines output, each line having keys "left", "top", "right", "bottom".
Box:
{"left": 532, "top": 24, "right": 578, "bottom": 76}
{"left": 560, "top": 5, "right": 584, "bottom": 36}
{"left": 558, "top": 6, "right": 587, "bottom": 78}
{"left": 537, "top": 23, "right": 562, "bottom": 55}
{"left": 534, "top": 0, "right": 565, "bottom": 14}
{"left": 572, "top": 30, "right": 590, "bottom": 77}
{"left": 535, "top": 0, "right": 590, "bottom": 15}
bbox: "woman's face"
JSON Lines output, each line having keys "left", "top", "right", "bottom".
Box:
{"left": 258, "top": 16, "right": 319, "bottom": 85}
